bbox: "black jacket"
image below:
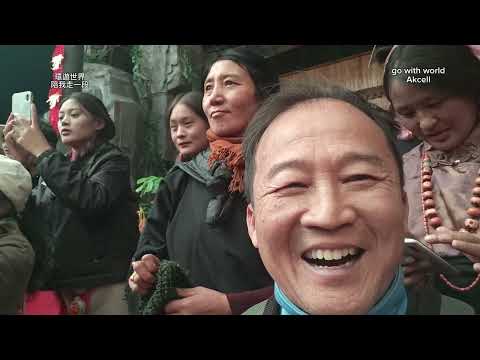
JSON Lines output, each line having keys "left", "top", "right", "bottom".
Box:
{"left": 20, "top": 143, "right": 139, "bottom": 291}
{"left": 134, "top": 150, "right": 272, "bottom": 294}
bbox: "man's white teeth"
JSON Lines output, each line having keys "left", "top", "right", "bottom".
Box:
{"left": 323, "top": 250, "right": 332, "bottom": 260}
{"left": 348, "top": 248, "right": 358, "bottom": 256}
{"left": 308, "top": 247, "right": 359, "bottom": 260}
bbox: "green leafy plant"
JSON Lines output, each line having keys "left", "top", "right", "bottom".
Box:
{"left": 136, "top": 175, "right": 164, "bottom": 213}
{"left": 130, "top": 45, "right": 148, "bottom": 84}
{"left": 136, "top": 175, "right": 165, "bottom": 233}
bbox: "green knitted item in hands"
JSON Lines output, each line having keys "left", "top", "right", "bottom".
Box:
{"left": 136, "top": 260, "right": 191, "bottom": 315}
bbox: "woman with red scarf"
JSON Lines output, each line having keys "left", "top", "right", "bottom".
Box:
{"left": 129, "top": 49, "right": 278, "bottom": 314}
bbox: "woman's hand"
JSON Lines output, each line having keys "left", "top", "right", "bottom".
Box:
{"left": 425, "top": 226, "right": 480, "bottom": 273}
{"left": 129, "top": 254, "right": 161, "bottom": 295}
{"left": 5, "top": 104, "right": 51, "bottom": 157}
{"left": 164, "top": 287, "right": 232, "bottom": 315}
{"left": 3, "top": 116, "right": 37, "bottom": 171}
{"left": 402, "top": 252, "right": 433, "bottom": 290}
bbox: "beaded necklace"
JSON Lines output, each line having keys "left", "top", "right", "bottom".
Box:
{"left": 421, "top": 151, "right": 480, "bottom": 291}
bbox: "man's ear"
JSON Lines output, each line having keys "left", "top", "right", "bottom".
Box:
{"left": 246, "top": 203, "right": 258, "bottom": 248}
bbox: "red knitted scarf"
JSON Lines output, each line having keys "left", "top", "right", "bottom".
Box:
{"left": 207, "top": 129, "right": 244, "bottom": 193}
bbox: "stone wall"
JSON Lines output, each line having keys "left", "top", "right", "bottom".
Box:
{"left": 81, "top": 45, "right": 207, "bottom": 179}
{"left": 82, "top": 62, "right": 144, "bottom": 182}
{"left": 132, "top": 45, "right": 205, "bottom": 164}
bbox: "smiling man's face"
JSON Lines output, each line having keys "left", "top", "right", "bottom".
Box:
{"left": 246, "top": 99, "right": 407, "bottom": 315}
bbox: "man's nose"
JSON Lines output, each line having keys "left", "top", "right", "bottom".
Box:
{"left": 300, "top": 185, "right": 356, "bottom": 231}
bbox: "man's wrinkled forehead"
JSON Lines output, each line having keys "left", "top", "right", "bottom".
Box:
{"left": 257, "top": 98, "right": 388, "bottom": 154}
{"left": 253, "top": 98, "right": 398, "bottom": 181}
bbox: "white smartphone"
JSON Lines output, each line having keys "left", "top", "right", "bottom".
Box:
{"left": 404, "top": 238, "right": 461, "bottom": 276}
{"left": 12, "top": 91, "right": 33, "bottom": 121}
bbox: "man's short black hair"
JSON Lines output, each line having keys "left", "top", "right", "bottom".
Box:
{"left": 243, "top": 82, "right": 404, "bottom": 204}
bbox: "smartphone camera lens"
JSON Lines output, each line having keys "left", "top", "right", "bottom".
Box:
{"left": 26, "top": 94, "right": 30, "bottom": 101}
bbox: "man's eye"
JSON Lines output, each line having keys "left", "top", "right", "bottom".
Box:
{"left": 225, "top": 80, "right": 237, "bottom": 87}
{"left": 204, "top": 84, "right": 213, "bottom": 92}
{"left": 282, "top": 182, "right": 307, "bottom": 190}
{"left": 344, "top": 174, "right": 377, "bottom": 183}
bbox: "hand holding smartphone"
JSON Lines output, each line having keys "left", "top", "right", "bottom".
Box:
{"left": 7, "top": 91, "right": 51, "bottom": 158}
{"left": 11, "top": 91, "right": 33, "bottom": 121}
{"left": 404, "top": 238, "right": 460, "bottom": 276}
{"left": 7, "top": 91, "right": 36, "bottom": 146}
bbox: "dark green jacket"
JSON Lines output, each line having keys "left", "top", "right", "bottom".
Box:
{"left": 0, "top": 218, "right": 34, "bottom": 314}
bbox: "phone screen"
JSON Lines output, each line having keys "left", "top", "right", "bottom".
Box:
{"left": 12, "top": 91, "right": 33, "bottom": 121}
{"left": 404, "top": 238, "right": 460, "bottom": 275}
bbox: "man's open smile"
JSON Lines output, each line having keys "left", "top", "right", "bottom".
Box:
{"left": 302, "top": 246, "right": 365, "bottom": 269}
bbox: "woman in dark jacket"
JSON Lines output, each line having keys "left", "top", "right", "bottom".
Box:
{"left": 3, "top": 92, "right": 139, "bottom": 314}
{"left": 129, "top": 49, "right": 278, "bottom": 314}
